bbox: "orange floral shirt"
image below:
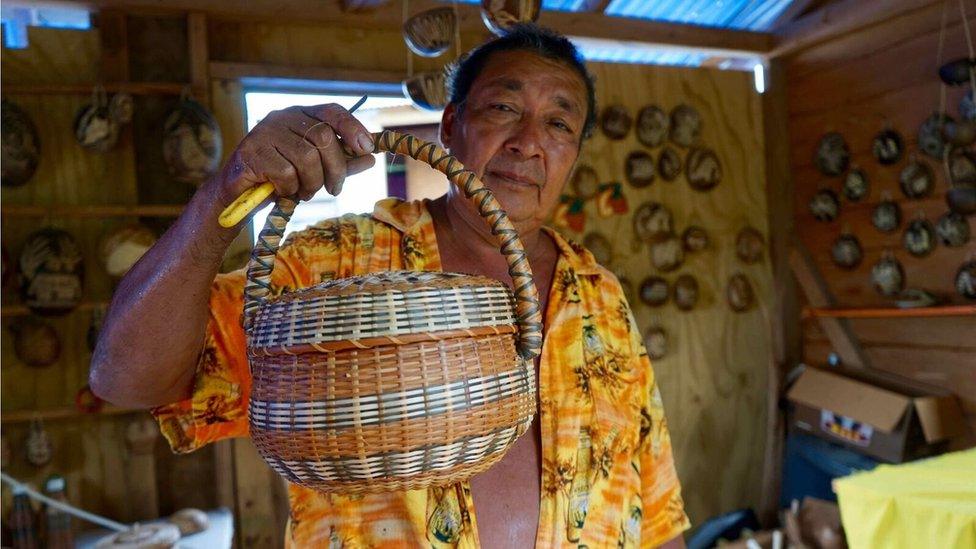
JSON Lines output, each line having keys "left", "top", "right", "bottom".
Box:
{"left": 153, "top": 198, "right": 690, "bottom": 548}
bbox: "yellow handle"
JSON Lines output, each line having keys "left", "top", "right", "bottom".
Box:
{"left": 218, "top": 182, "right": 275, "bottom": 228}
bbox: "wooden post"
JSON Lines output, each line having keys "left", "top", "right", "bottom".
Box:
{"left": 188, "top": 12, "right": 210, "bottom": 105}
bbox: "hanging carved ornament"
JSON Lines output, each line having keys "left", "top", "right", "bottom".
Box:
{"left": 831, "top": 233, "right": 863, "bottom": 270}
{"left": 842, "top": 168, "right": 870, "bottom": 202}
{"left": 947, "top": 146, "right": 976, "bottom": 185}
{"left": 162, "top": 91, "right": 222, "bottom": 185}
{"left": 99, "top": 224, "right": 157, "bottom": 279}
{"left": 19, "top": 228, "right": 84, "bottom": 316}
{"left": 871, "top": 193, "right": 901, "bottom": 233}
{"left": 814, "top": 132, "right": 850, "bottom": 176}
{"left": 596, "top": 182, "right": 628, "bottom": 217}
{"left": 726, "top": 273, "right": 755, "bottom": 312}
{"left": 583, "top": 232, "right": 613, "bottom": 266}
{"left": 903, "top": 216, "right": 937, "bottom": 257}
{"left": 633, "top": 202, "right": 673, "bottom": 242}
{"left": 600, "top": 105, "right": 632, "bottom": 140}
{"left": 936, "top": 211, "right": 971, "bottom": 247}
{"left": 871, "top": 252, "right": 905, "bottom": 297}
{"left": 12, "top": 318, "right": 61, "bottom": 368}
{"left": 26, "top": 418, "right": 52, "bottom": 467}
{"left": 639, "top": 276, "right": 669, "bottom": 307}
{"left": 669, "top": 104, "right": 702, "bottom": 148}
{"left": 681, "top": 226, "right": 709, "bottom": 253}
{"left": 809, "top": 189, "right": 840, "bottom": 222}
{"left": 625, "top": 150, "right": 655, "bottom": 188}
{"left": 1, "top": 99, "right": 41, "bottom": 187}
{"left": 643, "top": 325, "right": 668, "bottom": 360}
{"left": 658, "top": 146, "right": 682, "bottom": 182}
{"left": 480, "top": 0, "right": 541, "bottom": 36}
{"left": 74, "top": 88, "right": 121, "bottom": 153}
{"left": 872, "top": 129, "right": 904, "bottom": 165}
{"left": 956, "top": 258, "right": 976, "bottom": 300}
{"left": 918, "top": 112, "right": 952, "bottom": 159}
{"left": 672, "top": 274, "right": 699, "bottom": 312}
{"left": 735, "top": 226, "right": 764, "bottom": 264}
{"left": 402, "top": 7, "right": 456, "bottom": 58}
{"left": 651, "top": 236, "right": 684, "bottom": 272}
{"left": 403, "top": 70, "right": 449, "bottom": 111}
{"left": 899, "top": 157, "right": 935, "bottom": 199}
{"left": 636, "top": 105, "right": 668, "bottom": 147}
{"left": 685, "top": 147, "right": 722, "bottom": 191}
{"left": 571, "top": 165, "right": 600, "bottom": 199}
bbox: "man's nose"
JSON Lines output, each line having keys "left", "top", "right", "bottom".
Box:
{"left": 504, "top": 118, "right": 544, "bottom": 158}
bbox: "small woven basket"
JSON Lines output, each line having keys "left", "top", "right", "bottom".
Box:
{"left": 243, "top": 131, "right": 543, "bottom": 494}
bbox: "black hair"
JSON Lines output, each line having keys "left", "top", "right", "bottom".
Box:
{"left": 446, "top": 23, "right": 597, "bottom": 140}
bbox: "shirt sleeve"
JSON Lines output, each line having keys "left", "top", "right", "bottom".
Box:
{"left": 152, "top": 241, "right": 311, "bottom": 454}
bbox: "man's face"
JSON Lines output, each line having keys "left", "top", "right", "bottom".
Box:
{"left": 440, "top": 50, "right": 588, "bottom": 230}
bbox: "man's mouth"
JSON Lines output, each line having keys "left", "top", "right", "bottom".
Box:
{"left": 487, "top": 170, "right": 540, "bottom": 188}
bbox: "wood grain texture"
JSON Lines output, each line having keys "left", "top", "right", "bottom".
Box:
{"left": 561, "top": 62, "right": 772, "bottom": 525}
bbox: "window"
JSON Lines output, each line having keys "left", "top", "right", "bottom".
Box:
{"left": 243, "top": 92, "right": 440, "bottom": 240}
{"left": 1, "top": 5, "right": 90, "bottom": 49}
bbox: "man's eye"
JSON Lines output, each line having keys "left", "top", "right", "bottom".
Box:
{"left": 551, "top": 120, "right": 573, "bottom": 133}
{"left": 491, "top": 104, "right": 515, "bottom": 112}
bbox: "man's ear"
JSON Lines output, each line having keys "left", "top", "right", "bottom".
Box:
{"left": 439, "top": 103, "right": 457, "bottom": 149}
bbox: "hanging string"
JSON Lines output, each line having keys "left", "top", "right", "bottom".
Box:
{"left": 959, "top": 0, "right": 976, "bottom": 92}
{"left": 404, "top": 0, "right": 413, "bottom": 78}
{"left": 937, "top": 0, "right": 949, "bottom": 117}
{"left": 452, "top": 0, "right": 462, "bottom": 61}
{"left": 1, "top": 472, "right": 128, "bottom": 532}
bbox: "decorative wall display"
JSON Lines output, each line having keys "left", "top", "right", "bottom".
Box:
{"left": 600, "top": 105, "right": 632, "bottom": 140}
{"left": 18, "top": 228, "right": 84, "bottom": 316}
{"left": 583, "top": 232, "right": 613, "bottom": 266}
{"left": 658, "top": 146, "right": 682, "bottom": 181}
{"left": 402, "top": 7, "right": 456, "bottom": 57}
{"left": 651, "top": 236, "right": 684, "bottom": 272}
{"left": 842, "top": 168, "right": 869, "bottom": 202}
{"left": 11, "top": 318, "right": 61, "bottom": 367}
{"left": 669, "top": 104, "right": 701, "bottom": 147}
{"left": 480, "top": 0, "right": 541, "bottom": 36}
{"left": 947, "top": 147, "right": 976, "bottom": 185}
{"left": 633, "top": 202, "right": 673, "bottom": 242}
{"left": 639, "top": 276, "right": 669, "bottom": 307}
{"left": 685, "top": 147, "right": 722, "bottom": 191}
{"left": 872, "top": 193, "right": 901, "bottom": 232}
{"left": 814, "top": 132, "right": 850, "bottom": 176}
{"left": 403, "top": 70, "right": 448, "bottom": 111}
{"left": 26, "top": 418, "right": 53, "bottom": 467}
{"left": 871, "top": 252, "right": 905, "bottom": 296}
{"left": 809, "top": 189, "right": 840, "bottom": 222}
{"left": 936, "top": 211, "right": 971, "bottom": 247}
{"left": 163, "top": 91, "right": 222, "bottom": 185}
{"left": 636, "top": 105, "right": 668, "bottom": 147}
{"left": 643, "top": 325, "right": 668, "bottom": 360}
{"left": 899, "top": 157, "right": 935, "bottom": 199}
{"left": 74, "top": 88, "right": 122, "bottom": 153}
{"left": 871, "top": 129, "right": 903, "bottom": 165}
{"left": 681, "top": 226, "right": 709, "bottom": 253}
{"left": 918, "top": 112, "right": 951, "bottom": 159}
{"left": 595, "top": 182, "right": 628, "bottom": 217}
{"left": 672, "top": 274, "right": 699, "bottom": 311}
{"left": 726, "top": 273, "right": 755, "bottom": 312}
{"left": 1, "top": 99, "right": 41, "bottom": 188}
{"left": 957, "top": 258, "right": 976, "bottom": 299}
{"left": 571, "top": 165, "right": 600, "bottom": 199}
{"left": 625, "top": 150, "right": 655, "bottom": 188}
{"left": 99, "top": 224, "right": 157, "bottom": 279}
{"left": 831, "top": 232, "right": 863, "bottom": 270}
{"left": 903, "top": 216, "right": 937, "bottom": 257}
{"left": 735, "top": 226, "right": 764, "bottom": 264}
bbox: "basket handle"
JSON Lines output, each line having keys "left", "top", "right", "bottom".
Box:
{"left": 242, "top": 130, "right": 543, "bottom": 361}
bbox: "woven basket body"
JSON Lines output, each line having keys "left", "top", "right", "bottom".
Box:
{"left": 243, "top": 131, "right": 544, "bottom": 494}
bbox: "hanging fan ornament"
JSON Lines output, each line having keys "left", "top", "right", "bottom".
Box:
{"left": 669, "top": 104, "right": 701, "bottom": 148}
{"left": 403, "top": 7, "right": 456, "bottom": 57}
{"left": 570, "top": 165, "right": 600, "bottom": 199}
{"left": 639, "top": 276, "right": 669, "bottom": 307}
{"left": 809, "top": 188, "right": 840, "bottom": 222}
{"left": 899, "top": 155, "right": 935, "bottom": 199}
{"left": 658, "top": 146, "right": 682, "bottom": 182}
{"left": 26, "top": 418, "right": 53, "bottom": 467}
{"left": 99, "top": 224, "right": 157, "bottom": 280}
{"left": 871, "top": 251, "right": 905, "bottom": 297}
{"left": 814, "top": 132, "right": 849, "bottom": 176}
{"left": 1, "top": 99, "right": 41, "bottom": 187}
{"left": 682, "top": 226, "right": 709, "bottom": 253}
{"left": 727, "top": 273, "right": 755, "bottom": 312}
{"left": 643, "top": 326, "right": 668, "bottom": 360}
{"left": 842, "top": 167, "right": 869, "bottom": 202}
{"left": 936, "top": 211, "right": 971, "bottom": 247}
{"left": 636, "top": 105, "right": 668, "bottom": 147}
{"left": 480, "top": 0, "right": 541, "bottom": 36}
{"left": 872, "top": 192, "right": 902, "bottom": 232}
{"left": 633, "top": 202, "right": 673, "bottom": 243}
{"left": 19, "top": 228, "right": 84, "bottom": 316}
{"left": 74, "top": 87, "right": 121, "bottom": 153}
{"left": 956, "top": 256, "right": 976, "bottom": 299}
{"left": 831, "top": 229, "right": 863, "bottom": 270}
{"left": 162, "top": 89, "right": 222, "bottom": 185}
{"left": 11, "top": 318, "right": 61, "bottom": 368}
{"left": 903, "top": 213, "right": 937, "bottom": 257}
{"left": 872, "top": 127, "right": 904, "bottom": 165}
{"left": 600, "top": 105, "right": 632, "bottom": 140}
{"left": 403, "top": 69, "right": 449, "bottom": 111}
{"left": 673, "top": 274, "right": 699, "bottom": 311}
{"left": 735, "top": 226, "right": 764, "bottom": 264}
{"left": 650, "top": 236, "right": 684, "bottom": 273}
{"left": 685, "top": 147, "right": 722, "bottom": 191}
{"left": 625, "top": 150, "right": 655, "bottom": 188}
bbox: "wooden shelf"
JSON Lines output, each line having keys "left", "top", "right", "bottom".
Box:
{"left": 1, "top": 204, "right": 185, "bottom": 218}
{"left": 804, "top": 305, "right": 976, "bottom": 319}
{"left": 1, "top": 82, "right": 194, "bottom": 96}
{"left": 0, "top": 405, "right": 142, "bottom": 424}
{"left": 1, "top": 301, "right": 109, "bottom": 318}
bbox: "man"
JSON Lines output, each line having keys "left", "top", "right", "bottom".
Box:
{"left": 91, "top": 24, "right": 689, "bottom": 548}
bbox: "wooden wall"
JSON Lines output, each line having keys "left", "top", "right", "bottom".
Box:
{"left": 559, "top": 62, "right": 772, "bottom": 525}
{"left": 784, "top": 2, "right": 976, "bottom": 433}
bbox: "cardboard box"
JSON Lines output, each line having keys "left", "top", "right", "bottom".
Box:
{"left": 786, "top": 366, "right": 967, "bottom": 463}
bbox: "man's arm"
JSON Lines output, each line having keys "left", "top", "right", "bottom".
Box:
{"left": 89, "top": 104, "right": 375, "bottom": 408}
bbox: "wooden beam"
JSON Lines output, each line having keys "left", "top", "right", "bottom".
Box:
{"left": 788, "top": 244, "right": 871, "bottom": 369}
{"left": 67, "top": 0, "right": 774, "bottom": 55}
{"left": 772, "top": 0, "right": 936, "bottom": 58}
{"left": 342, "top": 0, "right": 393, "bottom": 11}
{"left": 768, "top": 0, "right": 817, "bottom": 31}
{"left": 209, "top": 60, "right": 403, "bottom": 84}
{"left": 187, "top": 12, "right": 210, "bottom": 104}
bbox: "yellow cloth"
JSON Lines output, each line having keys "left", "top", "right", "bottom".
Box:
{"left": 152, "top": 198, "right": 690, "bottom": 548}
{"left": 835, "top": 448, "right": 976, "bottom": 549}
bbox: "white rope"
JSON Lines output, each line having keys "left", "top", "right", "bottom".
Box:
{"left": 1, "top": 471, "right": 128, "bottom": 532}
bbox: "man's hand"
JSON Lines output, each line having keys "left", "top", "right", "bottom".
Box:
{"left": 212, "top": 103, "right": 377, "bottom": 219}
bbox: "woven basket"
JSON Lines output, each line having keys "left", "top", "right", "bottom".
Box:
{"left": 403, "top": 7, "right": 456, "bottom": 58}
{"left": 243, "top": 131, "right": 543, "bottom": 494}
